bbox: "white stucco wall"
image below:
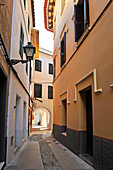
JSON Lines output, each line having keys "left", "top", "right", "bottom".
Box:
{"left": 31, "top": 48, "right": 53, "bottom": 129}
{"left": 7, "top": 0, "right": 34, "bottom": 164}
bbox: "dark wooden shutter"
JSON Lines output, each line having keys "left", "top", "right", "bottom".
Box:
{"left": 64, "top": 32, "right": 66, "bottom": 63}
{"left": 84, "top": 0, "right": 90, "bottom": 30}
{"left": 74, "top": 5, "right": 84, "bottom": 42}
{"left": 34, "top": 84, "right": 37, "bottom": 97}
{"left": 35, "top": 60, "right": 41, "bottom": 72}
{"left": 53, "top": 59, "right": 56, "bottom": 79}
{"left": 61, "top": 38, "right": 64, "bottom": 67}
{"left": 28, "top": 16, "right": 30, "bottom": 33}
{"left": 48, "top": 86, "right": 53, "bottom": 99}
{"left": 49, "top": 64, "right": 53, "bottom": 74}
{"left": 34, "top": 84, "right": 42, "bottom": 98}
{"left": 61, "top": 32, "right": 66, "bottom": 67}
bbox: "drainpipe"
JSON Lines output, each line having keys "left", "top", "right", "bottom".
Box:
{"left": 6, "top": 0, "right": 16, "bottom": 165}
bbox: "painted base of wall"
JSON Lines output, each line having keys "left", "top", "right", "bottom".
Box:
{"left": 53, "top": 124, "right": 113, "bottom": 170}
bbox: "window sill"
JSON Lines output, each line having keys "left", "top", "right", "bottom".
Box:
{"left": 76, "top": 26, "right": 91, "bottom": 48}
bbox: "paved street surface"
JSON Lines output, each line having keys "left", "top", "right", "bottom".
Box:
{"left": 4, "top": 131, "right": 94, "bottom": 170}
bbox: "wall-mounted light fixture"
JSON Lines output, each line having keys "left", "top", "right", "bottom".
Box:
{"left": 9, "top": 42, "right": 36, "bottom": 65}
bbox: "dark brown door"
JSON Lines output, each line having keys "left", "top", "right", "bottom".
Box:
{"left": 86, "top": 88, "right": 93, "bottom": 156}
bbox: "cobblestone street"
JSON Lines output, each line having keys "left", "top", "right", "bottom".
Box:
{"left": 4, "top": 132, "right": 94, "bottom": 170}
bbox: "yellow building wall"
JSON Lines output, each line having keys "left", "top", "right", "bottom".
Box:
{"left": 53, "top": 0, "right": 113, "bottom": 140}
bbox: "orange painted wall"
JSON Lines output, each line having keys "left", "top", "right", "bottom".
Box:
{"left": 53, "top": 0, "right": 113, "bottom": 140}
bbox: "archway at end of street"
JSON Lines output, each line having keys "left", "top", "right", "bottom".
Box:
{"left": 32, "top": 107, "right": 52, "bottom": 131}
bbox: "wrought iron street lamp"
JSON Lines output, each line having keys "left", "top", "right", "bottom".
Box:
{"left": 23, "top": 42, "right": 36, "bottom": 61}
{"left": 9, "top": 42, "right": 36, "bottom": 65}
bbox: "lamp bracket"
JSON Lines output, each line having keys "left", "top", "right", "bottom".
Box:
{"left": 8, "top": 59, "right": 28, "bottom": 65}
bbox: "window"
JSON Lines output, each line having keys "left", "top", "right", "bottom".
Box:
{"left": 28, "top": 16, "right": 30, "bottom": 33}
{"left": 35, "top": 60, "right": 42, "bottom": 72}
{"left": 74, "top": 0, "right": 90, "bottom": 42}
{"left": 48, "top": 86, "right": 53, "bottom": 99}
{"left": 49, "top": 63, "right": 53, "bottom": 75}
{"left": 61, "top": 32, "right": 66, "bottom": 67}
{"left": 53, "top": 58, "right": 56, "bottom": 79}
{"left": 34, "top": 84, "right": 42, "bottom": 98}
{"left": 24, "top": 0, "right": 26, "bottom": 9}
{"left": 19, "top": 24, "right": 24, "bottom": 59}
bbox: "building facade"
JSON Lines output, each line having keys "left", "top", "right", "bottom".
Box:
{"left": 0, "top": 0, "right": 35, "bottom": 165}
{"left": 0, "top": 0, "right": 13, "bottom": 168}
{"left": 31, "top": 48, "right": 53, "bottom": 131}
{"left": 44, "top": 0, "right": 113, "bottom": 169}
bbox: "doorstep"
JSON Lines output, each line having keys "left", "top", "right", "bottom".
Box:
{"left": 79, "top": 154, "right": 93, "bottom": 166}
{"left": 0, "top": 162, "right": 5, "bottom": 170}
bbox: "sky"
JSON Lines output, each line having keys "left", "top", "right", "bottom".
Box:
{"left": 34, "top": 0, "right": 54, "bottom": 52}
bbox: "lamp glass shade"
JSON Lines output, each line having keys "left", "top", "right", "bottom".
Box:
{"left": 24, "top": 42, "right": 36, "bottom": 61}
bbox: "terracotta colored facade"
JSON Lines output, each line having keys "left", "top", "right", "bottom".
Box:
{"left": 45, "top": 0, "right": 113, "bottom": 169}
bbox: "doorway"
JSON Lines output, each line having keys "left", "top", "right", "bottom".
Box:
{"left": 15, "top": 95, "right": 20, "bottom": 147}
{"left": 86, "top": 88, "right": 93, "bottom": 156}
{"left": 79, "top": 86, "right": 93, "bottom": 157}
{"left": 0, "top": 67, "right": 7, "bottom": 162}
{"left": 23, "top": 102, "right": 26, "bottom": 140}
{"left": 62, "top": 99, "right": 67, "bottom": 133}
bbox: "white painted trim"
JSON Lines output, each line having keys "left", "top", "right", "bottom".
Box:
{"left": 73, "top": 69, "right": 102, "bottom": 102}
{"left": 59, "top": 89, "right": 70, "bottom": 106}
{"left": 6, "top": 0, "right": 16, "bottom": 165}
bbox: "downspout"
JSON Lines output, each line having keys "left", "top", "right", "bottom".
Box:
{"left": 6, "top": 0, "right": 16, "bottom": 165}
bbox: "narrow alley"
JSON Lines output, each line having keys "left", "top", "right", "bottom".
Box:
{"left": 4, "top": 131, "right": 94, "bottom": 170}
{"left": 0, "top": 0, "right": 113, "bottom": 170}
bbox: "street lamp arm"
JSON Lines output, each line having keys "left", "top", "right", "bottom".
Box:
{"left": 10, "top": 59, "right": 28, "bottom": 65}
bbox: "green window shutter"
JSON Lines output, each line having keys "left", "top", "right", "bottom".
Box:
{"left": 28, "top": 16, "right": 30, "bottom": 33}
{"left": 19, "top": 24, "right": 24, "bottom": 59}
{"left": 74, "top": 5, "right": 84, "bottom": 42}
